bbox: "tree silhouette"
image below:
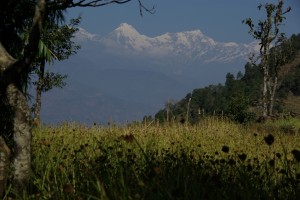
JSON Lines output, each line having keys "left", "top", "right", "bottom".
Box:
{"left": 243, "top": 1, "right": 291, "bottom": 117}
{"left": 0, "top": 0, "right": 152, "bottom": 196}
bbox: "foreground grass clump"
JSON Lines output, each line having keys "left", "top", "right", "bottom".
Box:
{"left": 15, "top": 118, "right": 300, "bottom": 199}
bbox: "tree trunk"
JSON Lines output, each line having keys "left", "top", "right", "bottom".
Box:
{"left": 33, "top": 61, "right": 45, "bottom": 125}
{"left": 6, "top": 84, "right": 32, "bottom": 195}
{"left": 262, "top": 75, "right": 268, "bottom": 117}
{"left": 0, "top": 0, "right": 48, "bottom": 196}
{"left": 186, "top": 97, "right": 191, "bottom": 123}
{"left": 0, "top": 136, "right": 11, "bottom": 197}
{"left": 262, "top": 42, "right": 271, "bottom": 118}
{"left": 268, "top": 76, "right": 278, "bottom": 116}
{"left": 0, "top": 43, "right": 17, "bottom": 197}
{"left": 262, "top": 58, "right": 269, "bottom": 117}
{"left": 1, "top": 43, "right": 33, "bottom": 197}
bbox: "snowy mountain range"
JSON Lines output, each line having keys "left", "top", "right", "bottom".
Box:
{"left": 41, "top": 23, "right": 259, "bottom": 124}
{"left": 75, "top": 23, "right": 259, "bottom": 63}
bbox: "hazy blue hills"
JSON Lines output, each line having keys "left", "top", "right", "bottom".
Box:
{"left": 40, "top": 23, "right": 257, "bottom": 124}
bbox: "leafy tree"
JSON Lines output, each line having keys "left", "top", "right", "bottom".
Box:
{"left": 32, "top": 17, "right": 81, "bottom": 125}
{"left": 224, "top": 72, "right": 245, "bottom": 96}
{"left": 226, "top": 94, "right": 255, "bottom": 123}
{"left": 243, "top": 1, "right": 291, "bottom": 117}
{"left": 0, "top": 0, "right": 152, "bottom": 196}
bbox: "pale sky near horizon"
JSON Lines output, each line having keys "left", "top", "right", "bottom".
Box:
{"left": 66, "top": 0, "right": 300, "bottom": 43}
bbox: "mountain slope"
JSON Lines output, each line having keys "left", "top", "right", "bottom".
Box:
{"left": 41, "top": 23, "right": 259, "bottom": 124}
{"left": 154, "top": 35, "right": 300, "bottom": 123}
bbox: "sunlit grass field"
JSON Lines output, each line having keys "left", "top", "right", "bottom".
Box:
{"left": 9, "top": 117, "right": 300, "bottom": 199}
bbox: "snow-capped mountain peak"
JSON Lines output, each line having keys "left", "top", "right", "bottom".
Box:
{"left": 76, "top": 23, "right": 258, "bottom": 63}
{"left": 75, "top": 27, "right": 100, "bottom": 41}
{"left": 111, "top": 23, "right": 141, "bottom": 39}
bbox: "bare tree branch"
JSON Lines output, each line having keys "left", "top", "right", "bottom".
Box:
{"left": 48, "top": 0, "right": 155, "bottom": 15}
{"left": 70, "top": 0, "right": 131, "bottom": 7}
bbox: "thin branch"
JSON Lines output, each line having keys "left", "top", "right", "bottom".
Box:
{"left": 138, "top": 0, "right": 155, "bottom": 16}
{"left": 49, "top": 0, "right": 155, "bottom": 16}
{"left": 70, "top": 0, "right": 132, "bottom": 7}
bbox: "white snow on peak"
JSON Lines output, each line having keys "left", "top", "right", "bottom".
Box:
{"left": 75, "top": 27, "right": 99, "bottom": 41}
{"left": 183, "top": 29, "right": 204, "bottom": 38}
{"left": 154, "top": 33, "right": 172, "bottom": 43}
{"left": 223, "top": 42, "right": 238, "bottom": 47}
{"left": 113, "top": 23, "right": 140, "bottom": 38}
{"left": 77, "top": 23, "right": 259, "bottom": 63}
{"left": 175, "top": 32, "right": 192, "bottom": 47}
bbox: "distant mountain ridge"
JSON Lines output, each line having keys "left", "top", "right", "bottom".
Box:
{"left": 75, "top": 23, "right": 259, "bottom": 63}
{"left": 41, "top": 23, "right": 260, "bottom": 124}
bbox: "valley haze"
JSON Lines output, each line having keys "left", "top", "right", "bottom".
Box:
{"left": 41, "top": 23, "right": 259, "bottom": 124}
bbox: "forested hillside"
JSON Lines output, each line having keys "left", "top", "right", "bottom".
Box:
{"left": 154, "top": 34, "right": 300, "bottom": 124}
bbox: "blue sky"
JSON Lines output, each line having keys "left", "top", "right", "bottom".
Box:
{"left": 66, "top": 0, "right": 300, "bottom": 43}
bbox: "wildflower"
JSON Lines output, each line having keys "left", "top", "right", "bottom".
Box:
{"left": 275, "top": 152, "right": 281, "bottom": 159}
{"left": 268, "top": 159, "right": 275, "bottom": 167}
{"left": 278, "top": 169, "right": 286, "bottom": 174}
{"left": 247, "top": 164, "right": 253, "bottom": 172}
{"left": 228, "top": 158, "right": 236, "bottom": 166}
{"left": 291, "top": 149, "right": 300, "bottom": 162}
{"left": 253, "top": 171, "right": 260, "bottom": 176}
{"left": 222, "top": 146, "right": 229, "bottom": 153}
{"left": 64, "top": 184, "right": 75, "bottom": 196}
{"left": 220, "top": 159, "right": 226, "bottom": 164}
{"left": 264, "top": 134, "right": 274, "bottom": 146}
{"left": 153, "top": 167, "right": 161, "bottom": 175}
{"left": 238, "top": 153, "right": 247, "bottom": 161}
{"left": 120, "top": 134, "right": 135, "bottom": 143}
{"left": 138, "top": 181, "right": 145, "bottom": 187}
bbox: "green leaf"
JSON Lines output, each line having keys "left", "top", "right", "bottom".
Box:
{"left": 37, "top": 40, "right": 57, "bottom": 63}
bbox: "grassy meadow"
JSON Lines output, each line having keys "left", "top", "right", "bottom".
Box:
{"left": 6, "top": 117, "right": 300, "bottom": 199}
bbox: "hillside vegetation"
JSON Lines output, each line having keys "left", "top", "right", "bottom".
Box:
{"left": 4, "top": 118, "right": 300, "bottom": 199}
{"left": 154, "top": 34, "right": 300, "bottom": 124}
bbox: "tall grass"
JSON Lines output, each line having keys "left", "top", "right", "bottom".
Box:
{"left": 6, "top": 117, "right": 300, "bottom": 199}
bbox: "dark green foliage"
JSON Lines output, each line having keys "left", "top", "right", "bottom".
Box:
{"left": 242, "top": 62, "right": 263, "bottom": 105}
{"left": 155, "top": 66, "right": 259, "bottom": 124}
{"left": 226, "top": 94, "right": 256, "bottom": 123}
{"left": 33, "top": 71, "right": 68, "bottom": 92}
{"left": 278, "top": 63, "right": 300, "bottom": 97}
{"left": 0, "top": 0, "right": 35, "bottom": 58}
{"left": 290, "top": 34, "right": 300, "bottom": 54}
